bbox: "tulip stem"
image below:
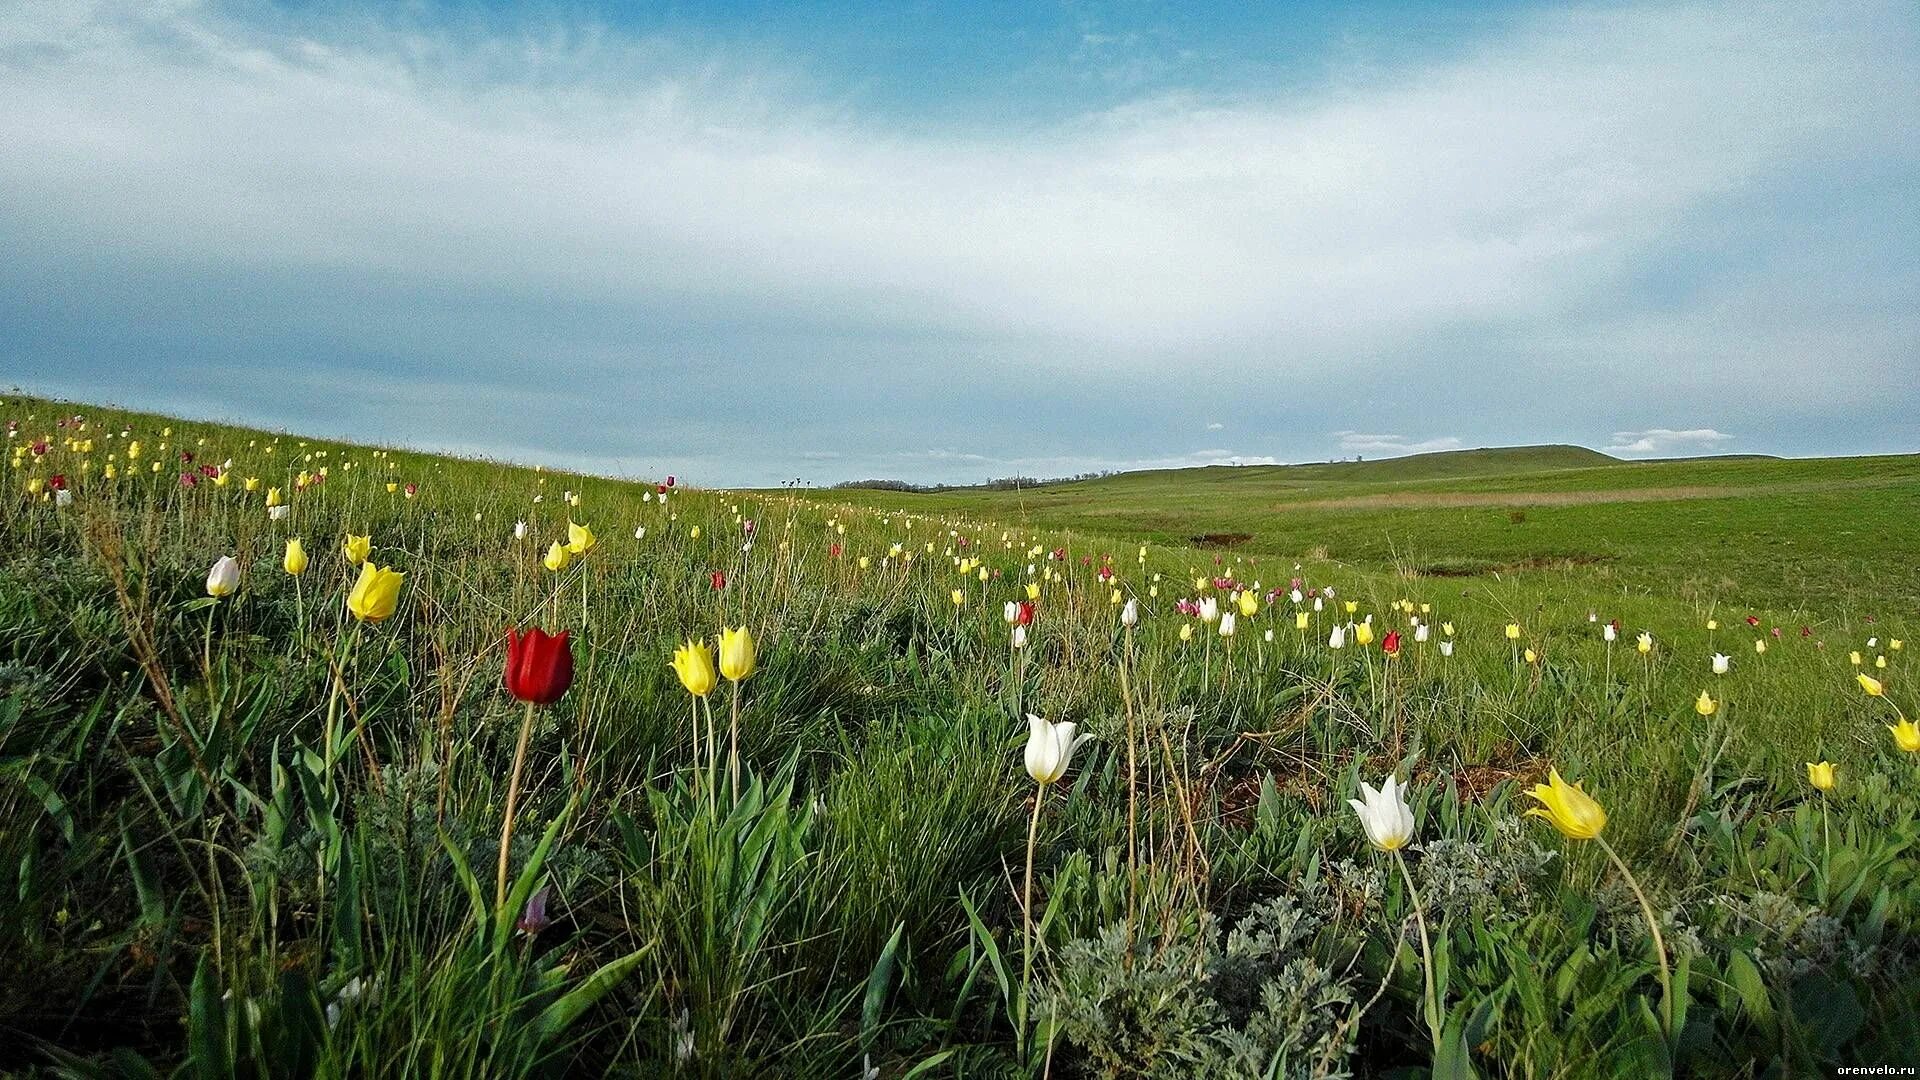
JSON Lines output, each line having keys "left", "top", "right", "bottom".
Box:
{"left": 1120, "top": 624, "right": 1138, "bottom": 939}
{"left": 1596, "top": 834, "right": 1673, "bottom": 1041}
{"left": 496, "top": 699, "right": 537, "bottom": 915}
{"left": 1019, "top": 785, "right": 1045, "bottom": 1059}
{"left": 1392, "top": 849, "right": 1442, "bottom": 1053}
{"left": 729, "top": 681, "right": 742, "bottom": 803}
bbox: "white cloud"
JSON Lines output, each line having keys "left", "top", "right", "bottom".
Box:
{"left": 1205, "top": 421, "right": 1224, "bottom": 430}
{"left": 1605, "top": 428, "right": 1735, "bottom": 455}
{"left": 1333, "top": 432, "right": 1465, "bottom": 457}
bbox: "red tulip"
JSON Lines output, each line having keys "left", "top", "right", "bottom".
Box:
{"left": 1016, "top": 600, "right": 1035, "bottom": 626}
{"left": 1382, "top": 630, "right": 1401, "bottom": 656}
{"left": 829, "top": 542, "right": 842, "bottom": 558}
{"left": 47, "top": 474, "right": 67, "bottom": 491}
{"left": 711, "top": 571, "right": 727, "bottom": 590}
{"left": 505, "top": 627, "right": 574, "bottom": 705}
{"left": 665, "top": 475, "right": 676, "bottom": 488}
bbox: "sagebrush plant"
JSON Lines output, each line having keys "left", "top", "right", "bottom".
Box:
{"left": 2, "top": 394, "right": 1917, "bottom": 1078}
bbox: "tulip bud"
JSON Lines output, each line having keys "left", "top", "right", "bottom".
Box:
{"left": 283, "top": 538, "right": 309, "bottom": 576}
{"left": 206, "top": 555, "right": 241, "bottom": 598}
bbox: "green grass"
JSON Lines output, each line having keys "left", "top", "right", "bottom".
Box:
{"left": 4, "top": 395, "right": 1918, "bottom": 1078}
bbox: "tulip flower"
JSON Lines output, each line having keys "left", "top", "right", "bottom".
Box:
{"left": 1695, "top": 690, "right": 1716, "bottom": 716}
{"left": 1218, "top": 612, "right": 1236, "bottom": 637}
{"left": 1439, "top": 641, "right": 1454, "bottom": 657}
{"left": 1328, "top": 625, "right": 1345, "bottom": 649}
{"left": 1354, "top": 622, "right": 1374, "bottom": 646}
{"left": 1381, "top": 630, "right": 1401, "bottom": 656}
{"left": 1806, "top": 761, "right": 1837, "bottom": 792}
{"left": 1294, "top": 611, "right": 1309, "bottom": 630}
{"left": 1121, "top": 598, "right": 1139, "bottom": 627}
{"left": 1441, "top": 621, "right": 1454, "bottom": 636}
{"left": 1012, "top": 624, "right": 1028, "bottom": 649}
{"left": 1636, "top": 632, "right": 1653, "bottom": 655}
{"left": 1024, "top": 581, "right": 1041, "bottom": 601}
{"left": 566, "top": 520, "right": 595, "bottom": 554}
{"left": 513, "top": 520, "right": 528, "bottom": 540}
{"left": 504, "top": 627, "right": 574, "bottom": 705}
{"left": 1348, "top": 774, "right": 1414, "bottom": 851}
{"left": 544, "top": 542, "right": 570, "bottom": 572}
{"left": 1413, "top": 623, "right": 1429, "bottom": 643}
{"left": 670, "top": 640, "right": 716, "bottom": 697}
{"left": 346, "top": 563, "right": 405, "bottom": 623}
{"left": 1198, "top": 597, "right": 1218, "bottom": 623}
{"left": 268, "top": 504, "right": 289, "bottom": 521}
{"left": 1505, "top": 623, "right": 1522, "bottom": 640}
{"left": 950, "top": 589, "right": 966, "bottom": 607}
{"left": 206, "top": 555, "right": 241, "bottom": 598}
{"left": 1850, "top": 651, "right": 1863, "bottom": 666}
{"left": 265, "top": 486, "right": 283, "bottom": 507}
{"left": 1888, "top": 719, "right": 1920, "bottom": 753}
{"left": 283, "top": 538, "right": 309, "bottom": 576}
{"left": 344, "top": 534, "right": 371, "bottom": 566}
{"left": 1004, "top": 600, "right": 1022, "bottom": 625}
{"left": 719, "top": 627, "right": 756, "bottom": 682}
{"left": 1024, "top": 713, "right": 1091, "bottom": 788}
{"left": 1523, "top": 769, "right": 1606, "bottom": 840}
{"left": 1858, "top": 673, "right": 1884, "bottom": 697}
{"left": 1237, "top": 591, "right": 1258, "bottom": 618}
{"left": 1754, "top": 639, "right": 1767, "bottom": 654}
{"left": 1711, "top": 653, "right": 1730, "bottom": 674}
{"left": 1602, "top": 623, "right": 1617, "bottom": 642}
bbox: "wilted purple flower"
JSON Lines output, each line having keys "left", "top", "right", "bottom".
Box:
{"left": 517, "top": 885, "right": 552, "bottom": 935}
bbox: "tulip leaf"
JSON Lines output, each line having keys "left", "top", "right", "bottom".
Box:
{"left": 861, "top": 920, "right": 906, "bottom": 1043}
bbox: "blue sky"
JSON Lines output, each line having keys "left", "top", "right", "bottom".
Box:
{"left": 2, "top": 0, "right": 1916, "bottom": 486}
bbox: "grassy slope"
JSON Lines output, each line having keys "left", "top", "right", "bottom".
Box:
{"left": 806, "top": 446, "right": 1920, "bottom": 615}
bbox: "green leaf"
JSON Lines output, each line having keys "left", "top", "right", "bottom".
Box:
{"left": 862, "top": 921, "right": 906, "bottom": 1044}
{"left": 535, "top": 944, "right": 652, "bottom": 1042}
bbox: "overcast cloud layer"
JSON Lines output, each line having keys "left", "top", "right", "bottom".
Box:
{"left": 2, "top": 0, "right": 1915, "bottom": 485}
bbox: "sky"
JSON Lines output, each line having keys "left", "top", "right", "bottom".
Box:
{"left": 2, "top": 0, "right": 1916, "bottom": 487}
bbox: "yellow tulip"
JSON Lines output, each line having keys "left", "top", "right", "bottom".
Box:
{"left": 265, "top": 486, "right": 283, "bottom": 507}
{"left": 1694, "top": 690, "right": 1716, "bottom": 716}
{"left": 1294, "top": 611, "right": 1310, "bottom": 630}
{"left": 283, "top": 538, "right": 309, "bottom": 576}
{"left": 1858, "top": 673, "right": 1884, "bottom": 697}
{"left": 343, "top": 534, "right": 371, "bottom": 565}
{"left": 1355, "top": 622, "right": 1375, "bottom": 646}
{"left": 1179, "top": 623, "right": 1194, "bottom": 642}
{"left": 1754, "top": 639, "right": 1767, "bottom": 654}
{"left": 719, "top": 626, "right": 756, "bottom": 682}
{"left": 1523, "top": 768, "right": 1607, "bottom": 840}
{"left": 1344, "top": 600, "right": 1358, "bottom": 615}
{"left": 670, "top": 639, "right": 716, "bottom": 697}
{"left": 1524, "top": 648, "right": 1538, "bottom": 664}
{"left": 566, "top": 520, "right": 596, "bottom": 554}
{"left": 1441, "top": 622, "right": 1454, "bottom": 636}
{"left": 346, "top": 563, "right": 404, "bottom": 623}
{"left": 1025, "top": 582, "right": 1040, "bottom": 600}
{"left": 544, "top": 542, "right": 570, "bottom": 572}
{"left": 951, "top": 589, "right": 966, "bottom": 607}
{"left": 244, "top": 477, "right": 260, "bottom": 492}
{"left": 386, "top": 482, "right": 398, "bottom": 493}
{"left": 1505, "top": 623, "right": 1521, "bottom": 640}
{"left": 1806, "top": 761, "right": 1836, "bottom": 792}
{"left": 1706, "top": 619, "right": 1718, "bottom": 630}
{"left": 1889, "top": 719, "right": 1920, "bottom": 754}
{"left": 1237, "top": 591, "right": 1258, "bottom": 618}
{"left": 1850, "top": 651, "right": 1862, "bottom": 666}
{"left": 1892, "top": 640, "right": 1904, "bottom": 651}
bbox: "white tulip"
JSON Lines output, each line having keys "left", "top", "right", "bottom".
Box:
{"left": 1012, "top": 625, "right": 1028, "bottom": 649}
{"left": 54, "top": 488, "right": 73, "bottom": 507}
{"left": 1324, "top": 586, "right": 1336, "bottom": 598}
{"left": 1024, "top": 713, "right": 1091, "bottom": 787}
{"left": 1004, "top": 601, "right": 1022, "bottom": 625}
{"left": 1711, "top": 653, "right": 1731, "bottom": 674}
{"left": 634, "top": 526, "right": 646, "bottom": 540}
{"left": 1290, "top": 589, "right": 1303, "bottom": 604}
{"left": 1120, "top": 598, "right": 1139, "bottom": 627}
{"left": 1348, "top": 774, "right": 1416, "bottom": 851}
{"left": 1263, "top": 628, "right": 1274, "bottom": 642}
{"left": 1439, "top": 641, "right": 1454, "bottom": 657}
{"left": 1602, "top": 623, "right": 1617, "bottom": 642}
{"left": 513, "top": 520, "right": 528, "bottom": 540}
{"left": 1219, "top": 612, "right": 1236, "bottom": 637}
{"left": 1414, "top": 624, "right": 1429, "bottom": 643}
{"left": 1313, "top": 597, "right": 1324, "bottom": 612}
{"left": 267, "top": 504, "right": 289, "bottom": 521}
{"left": 1198, "top": 597, "right": 1219, "bottom": 623}
{"left": 1328, "top": 624, "right": 1346, "bottom": 649}
{"left": 205, "top": 555, "right": 241, "bottom": 598}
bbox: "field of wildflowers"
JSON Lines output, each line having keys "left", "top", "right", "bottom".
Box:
{"left": 3, "top": 396, "right": 1917, "bottom": 1077}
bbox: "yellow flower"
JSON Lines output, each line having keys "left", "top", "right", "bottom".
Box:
{"left": 670, "top": 639, "right": 716, "bottom": 697}
{"left": 690, "top": 525, "right": 701, "bottom": 540}
{"left": 1523, "top": 768, "right": 1607, "bottom": 840}
{"left": 1179, "top": 623, "right": 1194, "bottom": 642}
{"left": 283, "top": 538, "right": 309, "bottom": 576}
{"left": 1888, "top": 719, "right": 1920, "bottom": 754}
{"left": 346, "top": 563, "right": 404, "bottom": 623}
{"left": 1694, "top": 690, "right": 1716, "bottom": 716}
{"left": 1237, "top": 591, "right": 1258, "bottom": 618}
{"left": 1858, "top": 673, "right": 1884, "bottom": 697}
{"left": 1524, "top": 648, "right": 1538, "bottom": 664}
{"left": 1294, "top": 611, "right": 1310, "bottom": 630}
{"left": 950, "top": 588, "right": 966, "bottom": 607}
{"left": 1441, "top": 622, "right": 1454, "bottom": 636}
{"left": 343, "top": 534, "right": 371, "bottom": 565}
{"left": 1706, "top": 619, "right": 1718, "bottom": 630}
{"left": 386, "top": 482, "right": 398, "bottom": 493}
{"left": 265, "top": 486, "right": 283, "bottom": 507}
{"left": 1806, "top": 761, "right": 1836, "bottom": 792}
{"left": 1025, "top": 581, "right": 1041, "bottom": 600}
{"left": 719, "top": 626, "right": 757, "bottom": 682}
{"left": 1850, "top": 651, "right": 1863, "bottom": 666}
{"left": 1354, "top": 622, "right": 1375, "bottom": 646}
{"left": 1892, "top": 640, "right": 1905, "bottom": 651}
{"left": 543, "top": 542, "right": 571, "bottom": 572}
{"left": 1636, "top": 632, "right": 1653, "bottom": 655}
{"left": 566, "top": 520, "right": 596, "bottom": 554}
{"left": 1505, "top": 623, "right": 1521, "bottom": 640}
{"left": 1344, "top": 600, "right": 1358, "bottom": 615}
{"left": 1754, "top": 639, "right": 1767, "bottom": 654}
{"left": 244, "top": 477, "right": 260, "bottom": 492}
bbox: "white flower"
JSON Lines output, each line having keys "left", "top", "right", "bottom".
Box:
{"left": 1414, "top": 624, "right": 1429, "bottom": 643}
{"left": 1004, "top": 600, "right": 1022, "bottom": 625}
{"left": 1263, "top": 628, "right": 1274, "bottom": 642}
{"left": 267, "top": 504, "right": 289, "bottom": 521}
{"left": 634, "top": 526, "right": 646, "bottom": 540}
{"left": 1011, "top": 624, "right": 1028, "bottom": 649}
{"left": 54, "top": 487, "right": 73, "bottom": 507}
{"left": 1324, "top": 586, "right": 1336, "bottom": 598}
{"left": 1439, "top": 640, "right": 1454, "bottom": 657}
{"left": 1198, "top": 597, "right": 1219, "bottom": 623}
{"left": 1024, "top": 713, "right": 1091, "bottom": 787}
{"left": 1219, "top": 612, "right": 1236, "bottom": 637}
{"left": 1328, "top": 624, "right": 1346, "bottom": 649}
{"left": 205, "top": 555, "right": 240, "bottom": 598}
{"left": 1711, "top": 653, "right": 1731, "bottom": 674}
{"left": 1120, "top": 598, "right": 1139, "bottom": 627}
{"left": 1313, "top": 597, "right": 1324, "bottom": 612}
{"left": 1348, "top": 774, "right": 1416, "bottom": 851}
{"left": 1289, "top": 588, "right": 1303, "bottom": 604}
{"left": 513, "top": 520, "right": 528, "bottom": 540}
{"left": 1602, "top": 623, "right": 1617, "bottom": 642}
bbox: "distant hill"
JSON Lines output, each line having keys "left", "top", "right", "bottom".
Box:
{"left": 1034, "top": 444, "right": 1621, "bottom": 494}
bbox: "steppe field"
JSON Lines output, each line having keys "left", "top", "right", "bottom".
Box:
{"left": 4, "top": 395, "right": 1919, "bottom": 1077}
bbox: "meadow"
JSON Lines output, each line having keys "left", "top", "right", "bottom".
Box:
{"left": 3, "top": 395, "right": 1917, "bottom": 1077}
